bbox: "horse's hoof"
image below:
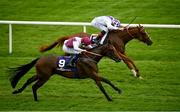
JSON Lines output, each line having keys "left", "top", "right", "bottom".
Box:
{"left": 107, "top": 97, "right": 113, "bottom": 101}
{"left": 118, "top": 89, "right": 122, "bottom": 94}
{"left": 108, "top": 98, "right": 113, "bottom": 101}
{"left": 12, "top": 90, "right": 20, "bottom": 94}
{"left": 34, "top": 99, "right": 39, "bottom": 102}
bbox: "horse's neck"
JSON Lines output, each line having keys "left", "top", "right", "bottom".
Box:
{"left": 86, "top": 45, "right": 105, "bottom": 62}
{"left": 121, "top": 28, "right": 138, "bottom": 45}
{"left": 108, "top": 30, "right": 132, "bottom": 46}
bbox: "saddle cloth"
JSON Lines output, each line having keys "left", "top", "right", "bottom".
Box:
{"left": 56, "top": 56, "right": 78, "bottom": 72}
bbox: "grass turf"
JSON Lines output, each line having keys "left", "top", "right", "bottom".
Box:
{"left": 0, "top": 0, "right": 180, "bottom": 111}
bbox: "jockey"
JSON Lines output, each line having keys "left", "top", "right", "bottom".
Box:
{"left": 62, "top": 36, "right": 92, "bottom": 67}
{"left": 91, "top": 16, "right": 124, "bottom": 44}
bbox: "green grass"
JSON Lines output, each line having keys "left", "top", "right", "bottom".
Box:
{"left": 0, "top": 0, "right": 180, "bottom": 111}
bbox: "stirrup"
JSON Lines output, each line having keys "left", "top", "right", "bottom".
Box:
{"left": 66, "top": 54, "right": 78, "bottom": 67}
{"left": 66, "top": 63, "right": 75, "bottom": 67}
{"left": 92, "top": 38, "right": 99, "bottom": 44}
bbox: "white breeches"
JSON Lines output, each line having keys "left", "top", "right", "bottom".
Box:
{"left": 91, "top": 18, "right": 109, "bottom": 32}
{"left": 91, "top": 18, "right": 109, "bottom": 44}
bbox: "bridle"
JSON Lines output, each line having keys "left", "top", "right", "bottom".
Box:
{"left": 124, "top": 17, "right": 137, "bottom": 38}
{"left": 125, "top": 26, "right": 144, "bottom": 38}
{"left": 125, "top": 27, "right": 134, "bottom": 38}
{"left": 82, "top": 51, "right": 102, "bottom": 59}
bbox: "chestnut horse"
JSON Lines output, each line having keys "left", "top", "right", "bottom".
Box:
{"left": 9, "top": 43, "right": 121, "bottom": 101}
{"left": 39, "top": 25, "right": 153, "bottom": 79}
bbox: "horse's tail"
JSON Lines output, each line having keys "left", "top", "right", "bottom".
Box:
{"left": 39, "top": 32, "right": 90, "bottom": 52}
{"left": 39, "top": 36, "right": 71, "bottom": 52}
{"left": 9, "top": 58, "right": 40, "bottom": 88}
{"left": 39, "top": 40, "right": 59, "bottom": 52}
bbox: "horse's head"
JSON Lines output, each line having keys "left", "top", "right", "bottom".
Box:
{"left": 103, "top": 42, "right": 121, "bottom": 62}
{"left": 134, "top": 25, "right": 153, "bottom": 46}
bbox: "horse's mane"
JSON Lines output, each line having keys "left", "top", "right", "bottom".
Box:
{"left": 39, "top": 32, "right": 90, "bottom": 52}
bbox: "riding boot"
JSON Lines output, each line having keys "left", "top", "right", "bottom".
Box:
{"left": 101, "top": 32, "right": 109, "bottom": 44}
{"left": 97, "top": 30, "right": 106, "bottom": 39}
{"left": 66, "top": 54, "right": 78, "bottom": 67}
{"left": 94, "top": 30, "right": 106, "bottom": 45}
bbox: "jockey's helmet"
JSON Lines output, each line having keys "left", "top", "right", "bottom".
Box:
{"left": 81, "top": 37, "right": 91, "bottom": 45}
{"left": 113, "top": 19, "right": 121, "bottom": 27}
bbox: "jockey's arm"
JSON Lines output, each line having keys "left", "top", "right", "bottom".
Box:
{"left": 106, "top": 21, "right": 119, "bottom": 30}
{"left": 116, "top": 24, "right": 127, "bottom": 31}
{"left": 73, "top": 41, "right": 86, "bottom": 53}
{"left": 118, "top": 27, "right": 124, "bottom": 31}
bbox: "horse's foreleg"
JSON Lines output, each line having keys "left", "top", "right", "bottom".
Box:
{"left": 90, "top": 72, "right": 112, "bottom": 101}
{"left": 123, "top": 59, "right": 139, "bottom": 77}
{"left": 101, "top": 77, "right": 122, "bottom": 94}
{"left": 13, "top": 75, "right": 37, "bottom": 94}
{"left": 95, "top": 80, "right": 112, "bottom": 101}
{"left": 118, "top": 52, "right": 142, "bottom": 78}
{"left": 124, "top": 59, "right": 144, "bottom": 79}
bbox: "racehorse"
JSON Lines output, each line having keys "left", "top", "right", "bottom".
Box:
{"left": 39, "top": 25, "right": 153, "bottom": 79}
{"left": 9, "top": 43, "right": 121, "bottom": 101}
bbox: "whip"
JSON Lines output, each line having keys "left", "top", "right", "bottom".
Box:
{"left": 125, "top": 16, "right": 137, "bottom": 28}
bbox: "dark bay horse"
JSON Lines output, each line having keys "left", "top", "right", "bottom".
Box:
{"left": 39, "top": 25, "right": 153, "bottom": 79}
{"left": 9, "top": 43, "right": 121, "bottom": 101}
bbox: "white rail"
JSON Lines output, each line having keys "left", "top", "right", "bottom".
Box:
{"left": 0, "top": 20, "right": 180, "bottom": 54}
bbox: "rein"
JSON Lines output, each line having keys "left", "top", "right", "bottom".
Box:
{"left": 126, "top": 28, "right": 134, "bottom": 38}
{"left": 123, "top": 17, "right": 137, "bottom": 38}
{"left": 83, "top": 51, "right": 102, "bottom": 57}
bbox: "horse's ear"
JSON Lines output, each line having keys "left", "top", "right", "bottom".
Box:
{"left": 139, "top": 24, "right": 143, "bottom": 28}
{"left": 137, "top": 25, "right": 140, "bottom": 31}
{"left": 137, "top": 24, "right": 143, "bottom": 31}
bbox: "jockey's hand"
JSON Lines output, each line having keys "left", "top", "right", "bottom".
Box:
{"left": 81, "top": 50, "right": 87, "bottom": 54}
{"left": 118, "top": 27, "right": 124, "bottom": 31}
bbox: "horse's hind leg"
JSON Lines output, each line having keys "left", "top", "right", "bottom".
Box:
{"left": 13, "top": 75, "right": 37, "bottom": 94}
{"left": 32, "top": 78, "right": 49, "bottom": 101}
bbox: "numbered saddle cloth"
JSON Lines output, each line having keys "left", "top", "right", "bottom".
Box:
{"left": 56, "top": 56, "right": 78, "bottom": 72}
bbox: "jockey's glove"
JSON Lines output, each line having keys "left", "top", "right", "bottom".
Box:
{"left": 118, "top": 27, "right": 124, "bottom": 31}
{"left": 80, "top": 49, "right": 86, "bottom": 53}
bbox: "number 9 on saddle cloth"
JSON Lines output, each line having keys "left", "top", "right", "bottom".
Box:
{"left": 57, "top": 54, "right": 78, "bottom": 72}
